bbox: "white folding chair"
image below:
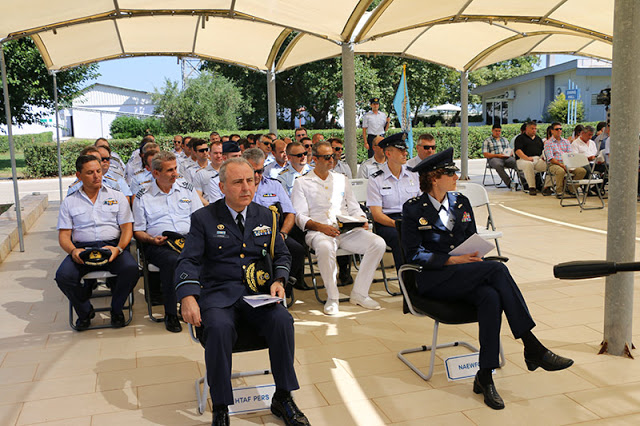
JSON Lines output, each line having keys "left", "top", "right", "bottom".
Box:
{"left": 561, "top": 152, "right": 605, "bottom": 211}
{"left": 456, "top": 182, "right": 503, "bottom": 256}
{"left": 349, "top": 178, "right": 368, "bottom": 204}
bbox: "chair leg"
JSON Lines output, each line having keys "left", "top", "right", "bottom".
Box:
{"left": 375, "top": 254, "right": 401, "bottom": 296}
{"left": 143, "top": 264, "right": 164, "bottom": 323}
{"left": 308, "top": 250, "right": 349, "bottom": 304}
{"left": 195, "top": 374, "right": 208, "bottom": 415}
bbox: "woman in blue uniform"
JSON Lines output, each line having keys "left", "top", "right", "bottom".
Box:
{"left": 401, "top": 148, "right": 573, "bottom": 410}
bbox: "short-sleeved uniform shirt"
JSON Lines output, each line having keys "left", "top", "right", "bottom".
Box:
{"left": 367, "top": 163, "right": 421, "bottom": 215}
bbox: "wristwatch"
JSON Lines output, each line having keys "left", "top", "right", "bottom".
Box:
{"left": 116, "top": 246, "right": 124, "bottom": 255}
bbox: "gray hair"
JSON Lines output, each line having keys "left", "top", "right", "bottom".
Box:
{"left": 242, "top": 148, "right": 266, "bottom": 163}
{"left": 219, "top": 157, "right": 253, "bottom": 183}
{"left": 312, "top": 141, "right": 331, "bottom": 157}
{"left": 583, "top": 125, "right": 595, "bottom": 134}
{"left": 141, "top": 142, "right": 159, "bottom": 154}
{"left": 151, "top": 151, "right": 176, "bottom": 172}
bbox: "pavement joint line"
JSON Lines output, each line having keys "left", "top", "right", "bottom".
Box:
{"left": 497, "top": 203, "right": 640, "bottom": 241}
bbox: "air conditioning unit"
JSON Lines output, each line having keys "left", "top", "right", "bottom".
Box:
{"left": 504, "top": 90, "right": 516, "bottom": 100}
{"left": 556, "top": 86, "right": 567, "bottom": 97}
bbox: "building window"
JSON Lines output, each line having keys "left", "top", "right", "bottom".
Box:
{"left": 485, "top": 101, "right": 508, "bottom": 125}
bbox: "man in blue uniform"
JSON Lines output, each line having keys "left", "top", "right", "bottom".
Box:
{"left": 130, "top": 145, "right": 159, "bottom": 196}
{"left": 67, "top": 146, "right": 132, "bottom": 202}
{"left": 175, "top": 158, "right": 308, "bottom": 426}
{"left": 95, "top": 138, "right": 126, "bottom": 179}
{"left": 277, "top": 141, "right": 313, "bottom": 196}
{"left": 367, "top": 133, "right": 420, "bottom": 270}
{"left": 56, "top": 155, "right": 139, "bottom": 330}
{"left": 401, "top": 148, "right": 573, "bottom": 410}
{"left": 133, "top": 151, "right": 204, "bottom": 333}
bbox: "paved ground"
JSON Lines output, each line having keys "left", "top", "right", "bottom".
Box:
{"left": 1, "top": 161, "right": 640, "bottom": 425}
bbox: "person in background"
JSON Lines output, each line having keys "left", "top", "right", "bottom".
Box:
{"left": 362, "top": 97, "right": 390, "bottom": 158}
{"left": 95, "top": 138, "right": 126, "bottom": 179}
{"left": 482, "top": 123, "right": 517, "bottom": 189}
{"left": 407, "top": 133, "right": 437, "bottom": 169}
{"left": 264, "top": 139, "right": 289, "bottom": 179}
{"left": 356, "top": 135, "right": 386, "bottom": 179}
{"left": 514, "top": 121, "right": 547, "bottom": 196}
{"left": 329, "top": 138, "right": 352, "bottom": 178}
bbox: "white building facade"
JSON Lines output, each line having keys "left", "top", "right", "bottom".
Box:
{"left": 472, "top": 59, "right": 611, "bottom": 125}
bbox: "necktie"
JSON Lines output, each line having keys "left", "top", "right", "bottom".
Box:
{"left": 237, "top": 213, "right": 245, "bottom": 234}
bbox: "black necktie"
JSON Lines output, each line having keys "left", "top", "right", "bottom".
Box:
{"left": 237, "top": 213, "right": 245, "bottom": 234}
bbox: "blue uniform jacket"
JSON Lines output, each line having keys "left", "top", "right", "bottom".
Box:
{"left": 174, "top": 199, "right": 291, "bottom": 309}
{"left": 401, "top": 192, "right": 477, "bottom": 285}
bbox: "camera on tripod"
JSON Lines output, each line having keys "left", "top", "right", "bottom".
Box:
{"left": 596, "top": 88, "right": 611, "bottom": 106}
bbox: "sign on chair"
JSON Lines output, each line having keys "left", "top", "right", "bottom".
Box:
{"left": 445, "top": 352, "right": 482, "bottom": 381}
{"left": 229, "top": 384, "right": 276, "bottom": 415}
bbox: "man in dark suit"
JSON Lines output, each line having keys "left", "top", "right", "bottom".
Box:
{"left": 401, "top": 148, "right": 573, "bottom": 411}
{"left": 174, "top": 157, "right": 309, "bottom": 426}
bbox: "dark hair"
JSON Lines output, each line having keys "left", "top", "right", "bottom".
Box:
{"left": 210, "top": 131, "right": 219, "bottom": 137}
{"left": 551, "top": 122, "right": 562, "bottom": 129}
{"left": 295, "top": 127, "right": 307, "bottom": 135}
{"left": 492, "top": 123, "right": 502, "bottom": 130}
{"left": 596, "top": 121, "right": 607, "bottom": 132}
{"left": 286, "top": 141, "right": 304, "bottom": 155}
{"left": 329, "top": 138, "right": 343, "bottom": 145}
{"left": 95, "top": 137, "right": 109, "bottom": 146}
{"left": 80, "top": 146, "right": 100, "bottom": 156}
{"left": 418, "top": 133, "right": 434, "bottom": 142}
{"left": 300, "top": 137, "right": 312, "bottom": 144}
{"left": 520, "top": 123, "right": 527, "bottom": 132}
{"left": 191, "top": 138, "right": 208, "bottom": 150}
{"left": 573, "top": 124, "right": 584, "bottom": 137}
{"left": 96, "top": 144, "right": 111, "bottom": 154}
{"left": 76, "top": 154, "right": 100, "bottom": 173}
{"left": 419, "top": 169, "right": 447, "bottom": 193}
{"left": 238, "top": 138, "right": 251, "bottom": 149}
{"left": 546, "top": 125, "right": 553, "bottom": 139}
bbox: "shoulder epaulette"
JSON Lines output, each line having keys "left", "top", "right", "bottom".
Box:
{"left": 135, "top": 188, "right": 147, "bottom": 199}
{"left": 279, "top": 167, "right": 290, "bottom": 175}
{"left": 68, "top": 179, "right": 80, "bottom": 188}
{"left": 407, "top": 196, "right": 420, "bottom": 204}
{"left": 371, "top": 169, "right": 384, "bottom": 178}
{"left": 180, "top": 180, "right": 194, "bottom": 191}
{"left": 301, "top": 170, "right": 311, "bottom": 176}
{"left": 134, "top": 169, "right": 145, "bottom": 175}
{"left": 102, "top": 179, "right": 121, "bottom": 192}
{"left": 104, "top": 174, "right": 117, "bottom": 182}
{"left": 67, "top": 185, "right": 81, "bottom": 196}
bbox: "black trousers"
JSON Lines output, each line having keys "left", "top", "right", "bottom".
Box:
{"left": 374, "top": 213, "right": 403, "bottom": 270}
{"left": 366, "top": 134, "right": 379, "bottom": 158}
{"left": 55, "top": 240, "right": 139, "bottom": 319}
{"left": 285, "top": 236, "right": 305, "bottom": 287}
{"left": 417, "top": 261, "right": 535, "bottom": 369}
{"left": 144, "top": 244, "right": 179, "bottom": 315}
{"left": 201, "top": 298, "right": 299, "bottom": 405}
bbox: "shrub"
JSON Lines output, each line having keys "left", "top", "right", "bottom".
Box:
{"left": 0, "top": 131, "right": 52, "bottom": 153}
{"left": 545, "top": 93, "right": 584, "bottom": 123}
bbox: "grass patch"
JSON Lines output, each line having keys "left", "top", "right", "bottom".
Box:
{"left": 0, "top": 152, "right": 26, "bottom": 178}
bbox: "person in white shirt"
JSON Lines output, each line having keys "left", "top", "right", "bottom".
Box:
{"left": 357, "top": 135, "right": 386, "bottom": 179}
{"left": 329, "top": 138, "right": 352, "bottom": 178}
{"left": 291, "top": 141, "right": 386, "bottom": 315}
{"left": 264, "top": 139, "right": 289, "bottom": 179}
{"left": 571, "top": 125, "right": 598, "bottom": 161}
{"left": 362, "top": 97, "right": 390, "bottom": 158}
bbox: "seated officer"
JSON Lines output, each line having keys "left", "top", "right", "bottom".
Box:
{"left": 95, "top": 138, "right": 126, "bottom": 179}
{"left": 132, "top": 151, "right": 203, "bottom": 333}
{"left": 402, "top": 148, "right": 573, "bottom": 410}
{"left": 367, "top": 133, "right": 420, "bottom": 270}
{"left": 67, "top": 146, "right": 132, "bottom": 203}
{"left": 130, "top": 144, "right": 160, "bottom": 196}
{"left": 126, "top": 136, "right": 154, "bottom": 184}
{"left": 277, "top": 141, "right": 313, "bottom": 196}
{"left": 55, "top": 154, "right": 139, "bottom": 330}
{"left": 242, "top": 148, "right": 306, "bottom": 290}
{"left": 291, "top": 141, "right": 386, "bottom": 315}
{"left": 175, "top": 158, "right": 308, "bottom": 426}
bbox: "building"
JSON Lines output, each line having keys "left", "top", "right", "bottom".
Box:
{"left": 472, "top": 59, "right": 611, "bottom": 125}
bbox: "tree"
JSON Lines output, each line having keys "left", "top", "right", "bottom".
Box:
{"left": 545, "top": 93, "right": 584, "bottom": 123}
{"left": 0, "top": 37, "right": 99, "bottom": 126}
{"left": 152, "top": 71, "right": 251, "bottom": 133}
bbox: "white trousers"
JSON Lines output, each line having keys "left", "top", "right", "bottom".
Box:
{"left": 306, "top": 228, "right": 387, "bottom": 301}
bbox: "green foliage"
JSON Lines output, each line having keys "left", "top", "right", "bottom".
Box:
{"left": 545, "top": 93, "right": 585, "bottom": 123}
{"left": 109, "top": 116, "right": 165, "bottom": 139}
{"left": 152, "top": 71, "right": 251, "bottom": 133}
{"left": 0, "top": 131, "right": 52, "bottom": 153}
{"left": 0, "top": 38, "right": 99, "bottom": 125}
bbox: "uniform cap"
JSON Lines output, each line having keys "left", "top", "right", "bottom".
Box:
{"left": 162, "top": 231, "right": 186, "bottom": 253}
{"left": 370, "top": 97, "right": 380, "bottom": 104}
{"left": 222, "top": 141, "right": 241, "bottom": 153}
{"left": 409, "top": 147, "right": 459, "bottom": 174}
{"left": 378, "top": 132, "right": 408, "bottom": 150}
{"left": 79, "top": 247, "right": 111, "bottom": 267}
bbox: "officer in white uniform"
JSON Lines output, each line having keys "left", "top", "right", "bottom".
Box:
{"left": 133, "top": 151, "right": 203, "bottom": 333}
{"left": 56, "top": 155, "right": 139, "bottom": 330}
{"left": 367, "top": 133, "right": 421, "bottom": 269}
{"left": 291, "top": 141, "right": 386, "bottom": 315}
{"left": 67, "top": 146, "right": 132, "bottom": 199}
{"left": 362, "top": 97, "right": 390, "bottom": 158}
{"left": 95, "top": 138, "right": 126, "bottom": 179}
{"left": 130, "top": 147, "right": 159, "bottom": 196}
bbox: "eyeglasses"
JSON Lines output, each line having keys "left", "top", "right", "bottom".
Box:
{"left": 197, "top": 148, "right": 210, "bottom": 153}
{"left": 420, "top": 145, "right": 436, "bottom": 150}
{"left": 253, "top": 168, "right": 264, "bottom": 175}
{"left": 553, "top": 127, "right": 562, "bottom": 131}
{"left": 304, "top": 144, "right": 312, "bottom": 149}
{"left": 100, "top": 157, "right": 111, "bottom": 162}
{"left": 443, "top": 170, "right": 457, "bottom": 177}
{"left": 317, "top": 154, "right": 334, "bottom": 161}
{"left": 289, "top": 152, "right": 306, "bottom": 158}
{"left": 173, "top": 140, "right": 182, "bottom": 144}
{"left": 333, "top": 146, "right": 343, "bottom": 152}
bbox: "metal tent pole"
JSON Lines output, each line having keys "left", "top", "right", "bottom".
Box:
{"left": 342, "top": 42, "right": 357, "bottom": 174}
{"left": 0, "top": 43, "right": 24, "bottom": 252}
{"left": 52, "top": 71, "right": 63, "bottom": 202}
{"left": 460, "top": 71, "right": 469, "bottom": 180}
{"left": 603, "top": 0, "right": 640, "bottom": 357}
{"left": 267, "top": 67, "right": 278, "bottom": 136}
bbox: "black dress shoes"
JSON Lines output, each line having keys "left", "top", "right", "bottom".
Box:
{"left": 525, "top": 350, "right": 574, "bottom": 371}
{"left": 211, "top": 409, "right": 229, "bottom": 426}
{"left": 110, "top": 310, "right": 126, "bottom": 328}
{"left": 164, "top": 314, "right": 183, "bottom": 333}
{"left": 271, "top": 395, "right": 310, "bottom": 426}
{"left": 473, "top": 372, "right": 505, "bottom": 410}
{"left": 75, "top": 308, "right": 96, "bottom": 331}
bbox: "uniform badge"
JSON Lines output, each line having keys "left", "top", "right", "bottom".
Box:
{"left": 419, "top": 217, "right": 428, "bottom": 225}
{"left": 462, "top": 212, "right": 472, "bottom": 222}
{"left": 458, "top": 204, "right": 463, "bottom": 209}
{"left": 263, "top": 193, "right": 276, "bottom": 197}
{"left": 252, "top": 225, "right": 272, "bottom": 237}
{"left": 103, "top": 198, "right": 118, "bottom": 206}
{"left": 418, "top": 225, "right": 432, "bottom": 230}
{"left": 217, "top": 224, "right": 224, "bottom": 230}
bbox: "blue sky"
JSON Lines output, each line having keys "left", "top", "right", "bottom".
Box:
{"left": 91, "top": 54, "right": 581, "bottom": 94}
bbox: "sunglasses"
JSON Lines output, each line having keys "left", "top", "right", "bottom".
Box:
{"left": 553, "top": 127, "right": 562, "bottom": 131}
{"left": 253, "top": 168, "right": 264, "bottom": 175}
{"left": 333, "top": 146, "right": 343, "bottom": 151}
{"left": 289, "top": 152, "right": 306, "bottom": 158}
{"left": 101, "top": 157, "right": 111, "bottom": 162}
{"left": 197, "top": 148, "right": 210, "bottom": 153}
{"left": 173, "top": 141, "right": 182, "bottom": 144}
{"left": 443, "top": 170, "right": 457, "bottom": 177}
{"left": 317, "top": 154, "right": 335, "bottom": 161}
{"left": 304, "top": 144, "right": 312, "bottom": 149}
{"left": 420, "top": 145, "right": 436, "bottom": 150}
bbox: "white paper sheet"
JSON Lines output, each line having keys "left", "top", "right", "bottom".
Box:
{"left": 448, "top": 233, "right": 495, "bottom": 258}
{"left": 243, "top": 294, "right": 284, "bottom": 308}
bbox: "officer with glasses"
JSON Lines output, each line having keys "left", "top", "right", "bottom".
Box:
{"left": 329, "top": 138, "right": 352, "bottom": 178}
{"left": 184, "top": 139, "right": 211, "bottom": 184}
{"left": 407, "top": 133, "right": 437, "bottom": 169}
{"left": 68, "top": 146, "right": 132, "bottom": 203}
{"left": 277, "top": 141, "right": 313, "bottom": 196}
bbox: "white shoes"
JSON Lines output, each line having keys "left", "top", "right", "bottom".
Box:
{"left": 324, "top": 299, "right": 339, "bottom": 315}
{"left": 350, "top": 292, "right": 381, "bottom": 310}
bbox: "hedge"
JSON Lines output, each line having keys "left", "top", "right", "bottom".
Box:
{"left": 23, "top": 123, "right": 600, "bottom": 178}
{"left": 0, "top": 131, "right": 52, "bottom": 153}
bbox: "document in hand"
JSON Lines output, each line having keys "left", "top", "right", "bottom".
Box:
{"left": 448, "top": 233, "right": 495, "bottom": 258}
{"left": 243, "top": 294, "right": 284, "bottom": 308}
{"left": 336, "top": 214, "right": 367, "bottom": 233}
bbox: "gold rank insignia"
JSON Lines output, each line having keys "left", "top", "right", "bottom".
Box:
{"left": 419, "top": 217, "right": 428, "bottom": 225}
{"left": 217, "top": 224, "right": 224, "bottom": 230}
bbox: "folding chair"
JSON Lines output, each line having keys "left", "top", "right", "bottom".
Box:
{"left": 560, "top": 152, "right": 605, "bottom": 211}
{"left": 68, "top": 270, "right": 134, "bottom": 330}
{"left": 137, "top": 244, "right": 165, "bottom": 322}
{"left": 482, "top": 159, "right": 517, "bottom": 188}
{"left": 456, "top": 182, "right": 503, "bottom": 256}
